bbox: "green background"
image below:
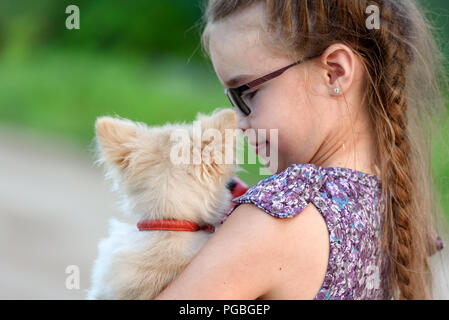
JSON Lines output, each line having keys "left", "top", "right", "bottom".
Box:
{"left": 0, "top": 0, "right": 448, "bottom": 217}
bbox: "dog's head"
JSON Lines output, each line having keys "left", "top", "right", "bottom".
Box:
{"left": 94, "top": 108, "right": 239, "bottom": 224}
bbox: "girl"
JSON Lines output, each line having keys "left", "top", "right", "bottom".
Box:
{"left": 155, "top": 0, "right": 448, "bottom": 299}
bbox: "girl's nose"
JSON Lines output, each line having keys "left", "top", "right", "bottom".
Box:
{"left": 236, "top": 111, "right": 250, "bottom": 131}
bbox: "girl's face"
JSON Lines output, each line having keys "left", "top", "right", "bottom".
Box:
{"left": 206, "top": 3, "right": 343, "bottom": 173}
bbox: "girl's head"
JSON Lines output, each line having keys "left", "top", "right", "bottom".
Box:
{"left": 200, "top": 0, "right": 448, "bottom": 300}
{"left": 203, "top": 1, "right": 373, "bottom": 172}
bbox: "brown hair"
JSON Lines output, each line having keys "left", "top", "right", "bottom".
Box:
{"left": 200, "top": 0, "right": 449, "bottom": 299}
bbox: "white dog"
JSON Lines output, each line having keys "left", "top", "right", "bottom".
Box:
{"left": 87, "top": 108, "right": 239, "bottom": 299}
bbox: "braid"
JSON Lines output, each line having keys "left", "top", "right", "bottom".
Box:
{"left": 203, "top": 0, "right": 448, "bottom": 300}
{"left": 375, "top": 1, "right": 430, "bottom": 299}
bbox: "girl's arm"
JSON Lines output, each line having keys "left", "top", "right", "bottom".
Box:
{"left": 154, "top": 202, "right": 329, "bottom": 300}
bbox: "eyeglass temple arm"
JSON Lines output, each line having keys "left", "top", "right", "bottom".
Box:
{"left": 235, "top": 53, "right": 321, "bottom": 94}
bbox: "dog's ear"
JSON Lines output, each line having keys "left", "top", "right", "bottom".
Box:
{"left": 95, "top": 116, "right": 137, "bottom": 169}
{"left": 195, "top": 109, "right": 238, "bottom": 175}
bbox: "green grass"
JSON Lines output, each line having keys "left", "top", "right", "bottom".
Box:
{"left": 0, "top": 48, "right": 223, "bottom": 142}
{"left": 0, "top": 47, "right": 266, "bottom": 186}
{"left": 0, "top": 47, "right": 448, "bottom": 221}
{"left": 431, "top": 122, "right": 449, "bottom": 222}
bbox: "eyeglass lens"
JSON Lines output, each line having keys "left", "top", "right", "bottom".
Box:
{"left": 226, "top": 89, "right": 251, "bottom": 116}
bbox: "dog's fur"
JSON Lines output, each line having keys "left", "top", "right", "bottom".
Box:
{"left": 87, "top": 108, "right": 238, "bottom": 299}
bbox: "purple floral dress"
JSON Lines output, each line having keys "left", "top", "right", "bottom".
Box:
{"left": 222, "top": 163, "right": 445, "bottom": 300}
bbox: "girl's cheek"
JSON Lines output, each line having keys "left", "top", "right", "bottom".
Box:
{"left": 236, "top": 111, "right": 249, "bottom": 129}
{"left": 255, "top": 102, "right": 276, "bottom": 128}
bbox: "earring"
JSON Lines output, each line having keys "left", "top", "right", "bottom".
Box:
{"left": 333, "top": 87, "right": 341, "bottom": 95}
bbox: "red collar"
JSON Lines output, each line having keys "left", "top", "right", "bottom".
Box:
{"left": 137, "top": 219, "right": 215, "bottom": 233}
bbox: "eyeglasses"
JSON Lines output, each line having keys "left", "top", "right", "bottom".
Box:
{"left": 224, "top": 54, "right": 320, "bottom": 116}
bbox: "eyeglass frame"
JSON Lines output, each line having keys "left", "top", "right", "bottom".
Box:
{"left": 224, "top": 53, "right": 321, "bottom": 116}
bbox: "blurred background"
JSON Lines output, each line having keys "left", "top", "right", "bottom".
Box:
{"left": 0, "top": 0, "right": 448, "bottom": 299}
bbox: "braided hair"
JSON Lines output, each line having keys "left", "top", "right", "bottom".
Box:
{"left": 201, "top": 0, "right": 448, "bottom": 299}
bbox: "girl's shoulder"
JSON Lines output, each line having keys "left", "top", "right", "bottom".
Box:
{"left": 222, "top": 163, "right": 386, "bottom": 299}
{"left": 223, "top": 163, "right": 381, "bottom": 223}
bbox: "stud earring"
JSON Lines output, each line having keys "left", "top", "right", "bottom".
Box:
{"left": 333, "top": 87, "right": 341, "bottom": 95}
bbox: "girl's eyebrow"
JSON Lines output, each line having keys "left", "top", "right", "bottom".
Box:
{"left": 225, "top": 74, "right": 255, "bottom": 88}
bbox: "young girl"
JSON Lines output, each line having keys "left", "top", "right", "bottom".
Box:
{"left": 155, "top": 0, "right": 448, "bottom": 299}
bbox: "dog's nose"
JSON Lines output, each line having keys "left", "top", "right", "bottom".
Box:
{"left": 226, "top": 179, "right": 237, "bottom": 192}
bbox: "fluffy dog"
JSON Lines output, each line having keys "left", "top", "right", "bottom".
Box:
{"left": 87, "top": 108, "right": 238, "bottom": 299}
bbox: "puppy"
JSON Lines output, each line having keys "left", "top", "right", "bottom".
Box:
{"left": 87, "top": 108, "right": 239, "bottom": 299}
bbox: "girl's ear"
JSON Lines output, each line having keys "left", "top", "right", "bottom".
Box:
{"left": 319, "top": 43, "right": 356, "bottom": 97}
{"left": 95, "top": 116, "right": 137, "bottom": 169}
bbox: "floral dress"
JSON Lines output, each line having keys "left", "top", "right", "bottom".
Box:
{"left": 222, "top": 163, "right": 445, "bottom": 300}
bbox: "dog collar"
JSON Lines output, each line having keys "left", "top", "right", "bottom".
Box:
{"left": 137, "top": 219, "right": 215, "bottom": 233}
